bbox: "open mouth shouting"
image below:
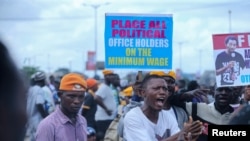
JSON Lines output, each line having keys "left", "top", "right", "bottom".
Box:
{"left": 156, "top": 97, "right": 166, "bottom": 108}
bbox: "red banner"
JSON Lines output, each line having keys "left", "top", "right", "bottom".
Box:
{"left": 212, "top": 32, "right": 250, "bottom": 50}
{"left": 86, "top": 51, "right": 96, "bottom": 70}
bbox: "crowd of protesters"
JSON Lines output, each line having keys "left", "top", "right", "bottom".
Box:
{"left": 1, "top": 39, "right": 250, "bottom": 141}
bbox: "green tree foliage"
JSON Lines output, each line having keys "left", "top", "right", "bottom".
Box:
{"left": 20, "top": 66, "right": 40, "bottom": 86}
{"left": 21, "top": 66, "right": 40, "bottom": 78}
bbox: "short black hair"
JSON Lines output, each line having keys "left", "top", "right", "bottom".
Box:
{"left": 141, "top": 74, "right": 164, "bottom": 89}
{"left": 214, "top": 83, "right": 234, "bottom": 91}
{"left": 187, "top": 80, "right": 200, "bottom": 91}
{"left": 225, "top": 36, "right": 237, "bottom": 45}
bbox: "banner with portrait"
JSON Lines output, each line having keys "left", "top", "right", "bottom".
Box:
{"left": 212, "top": 32, "right": 250, "bottom": 87}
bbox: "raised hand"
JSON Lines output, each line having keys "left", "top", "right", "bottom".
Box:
{"left": 183, "top": 89, "right": 210, "bottom": 101}
{"left": 182, "top": 116, "right": 202, "bottom": 141}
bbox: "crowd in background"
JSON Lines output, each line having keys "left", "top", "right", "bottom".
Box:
{"left": 1, "top": 39, "right": 250, "bottom": 141}
{"left": 24, "top": 67, "right": 250, "bottom": 141}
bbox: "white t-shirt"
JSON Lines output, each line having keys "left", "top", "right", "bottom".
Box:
{"left": 167, "top": 107, "right": 175, "bottom": 118}
{"left": 95, "top": 83, "right": 117, "bottom": 120}
{"left": 123, "top": 107, "right": 180, "bottom": 141}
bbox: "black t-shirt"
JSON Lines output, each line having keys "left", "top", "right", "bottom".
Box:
{"left": 215, "top": 51, "right": 245, "bottom": 85}
{"left": 82, "top": 92, "right": 97, "bottom": 128}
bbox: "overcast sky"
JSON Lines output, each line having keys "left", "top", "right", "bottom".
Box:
{"left": 0, "top": 0, "right": 249, "bottom": 78}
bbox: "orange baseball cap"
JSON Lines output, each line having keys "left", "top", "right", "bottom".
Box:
{"left": 166, "top": 71, "right": 176, "bottom": 80}
{"left": 86, "top": 78, "right": 98, "bottom": 88}
{"left": 102, "top": 70, "right": 113, "bottom": 75}
{"left": 149, "top": 70, "right": 176, "bottom": 80}
{"left": 59, "top": 73, "right": 87, "bottom": 91}
{"left": 121, "top": 86, "right": 133, "bottom": 97}
{"left": 149, "top": 71, "right": 167, "bottom": 77}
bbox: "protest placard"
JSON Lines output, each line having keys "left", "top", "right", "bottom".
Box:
{"left": 104, "top": 13, "right": 173, "bottom": 71}
{"left": 213, "top": 32, "right": 250, "bottom": 87}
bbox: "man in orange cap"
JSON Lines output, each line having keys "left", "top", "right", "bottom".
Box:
{"left": 102, "top": 69, "right": 114, "bottom": 76}
{"left": 95, "top": 69, "right": 117, "bottom": 141}
{"left": 36, "top": 73, "right": 88, "bottom": 141}
{"left": 162, "top": 71, "right": 189, "bottom": 130}
{"left": 82, "top": 78, "right": 99, "bottom": 131}
{"left": 120, "top": 86, "right": 133, "bottom": 105}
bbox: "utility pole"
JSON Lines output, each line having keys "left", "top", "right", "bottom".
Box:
{"left": 228, "top": 10, "right": 232, "bottom": 33}
{"left": 178, "top": 41, "right": 186, "bottom": 71}
{"left": 83, "top": 2, "right": 110, "bottom": 76}
{"left": 198, "top": 49, "right": 202, "bottom": 73}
